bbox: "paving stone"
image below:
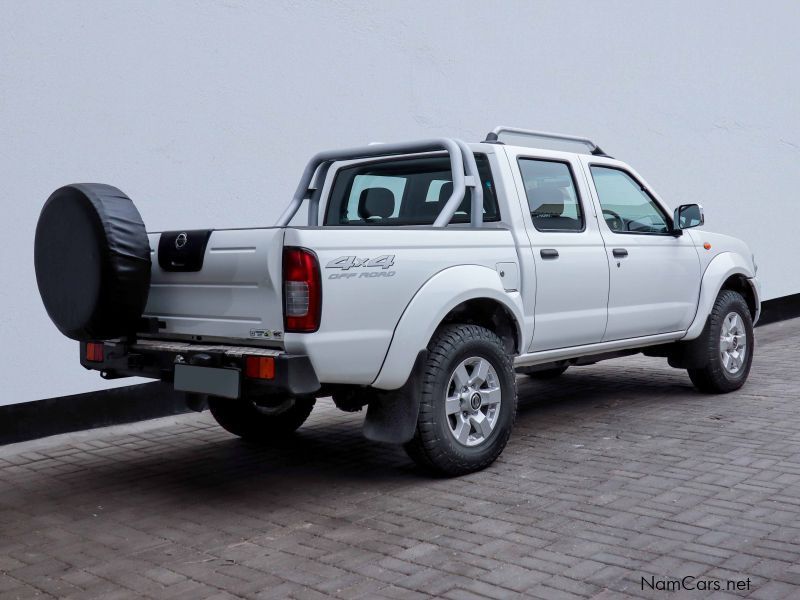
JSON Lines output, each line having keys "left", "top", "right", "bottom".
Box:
{"left": 0, "top": 320, "right": 798, "bottom": 598}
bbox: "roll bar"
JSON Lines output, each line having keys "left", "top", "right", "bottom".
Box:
{"left": 275, "top": 138, "right": 483, "bottom": 228}
{"left": 485, "top": 125, "right": 609, "bottom": 157}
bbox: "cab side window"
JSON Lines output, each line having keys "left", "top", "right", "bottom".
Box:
{"left": 518, "top": 159, "right": 584, "bottom": 232}
{"left": 589, "top": 166, "right": 670, "bottom": 234}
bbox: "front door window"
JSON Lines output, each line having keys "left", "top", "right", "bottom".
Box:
{"left": 590, "top": 166, "right": 670, "bottom": 234}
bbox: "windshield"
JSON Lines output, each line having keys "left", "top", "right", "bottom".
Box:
{"left": 323, "top": 154, "right": 499, "bottom": 226}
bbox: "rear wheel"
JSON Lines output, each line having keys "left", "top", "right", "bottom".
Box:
{"left": 687, "top": 290, "right": 754, "bottom": 393}
{"left": 208, "top": 395, "right": 315, "bottom": 441}
{"left": 404, "top": 324, "right": 517, "bottom": 476}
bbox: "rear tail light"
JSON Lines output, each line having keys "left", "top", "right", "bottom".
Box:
{"left": 85, "top": 342, "right": 104, "bottom": 362}
{"left": 283, "top": 247, "right": 321, "bottom": 332}
{"left": 245, "top": 356, "right": 275, "bottom": 380}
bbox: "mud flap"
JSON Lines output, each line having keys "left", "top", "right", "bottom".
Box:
{"left": 363, "top": 350, "right": 427, "bottom": 444}
{"left": 668, "top": 318, "right": 711, "bottom": 369}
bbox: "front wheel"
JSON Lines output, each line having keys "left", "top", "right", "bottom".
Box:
{"left": 209, "top": 395, "right": 315, "bottom": 441}
{"left": 687, "top": 290, "right": 754, "bottom": 393}
{"left": 404, "top": 324, "right": 517, "bottom": 476}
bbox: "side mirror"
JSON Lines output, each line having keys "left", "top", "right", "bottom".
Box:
{"left": 673, "top": 203, "right": 704, "bottom": 231}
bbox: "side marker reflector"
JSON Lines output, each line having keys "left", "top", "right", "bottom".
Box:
{"left": 86, "top": 342, "right": 104, "bottom": 362}
{"left": 245, "top": 356, "right": 275, "bottom": 380}
{"left": 703, "top": 242, "right": 712, "bottom": 250}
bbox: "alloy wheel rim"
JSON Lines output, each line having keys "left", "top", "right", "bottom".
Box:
{"left": 445, "top": 356, "right": 502, "bottom": 447}
{"left": 720, "top": 311, "right": 747, "bottom": 375}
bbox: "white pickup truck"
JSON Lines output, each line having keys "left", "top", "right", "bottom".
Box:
{"left": 34, "top": 126, "right": 760, "bottom": 475}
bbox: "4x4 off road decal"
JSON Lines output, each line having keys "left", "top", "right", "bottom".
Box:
{"left": 326, "top": 255, "right": 396, "bottom": 279}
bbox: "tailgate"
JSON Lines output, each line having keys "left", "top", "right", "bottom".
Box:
{"left": 143, "top": 228, "right": 285, "bottom": 343}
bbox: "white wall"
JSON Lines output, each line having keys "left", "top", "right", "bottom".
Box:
{"left": 1, "top": 1, "right": 798, "bottom": 405}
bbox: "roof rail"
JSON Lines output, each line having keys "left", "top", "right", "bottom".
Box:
{"left": 484, "top": 126, "right": 610, "bottom": 157}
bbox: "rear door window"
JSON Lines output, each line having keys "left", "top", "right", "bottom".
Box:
{"left": 518, "top": 158, "right": 585, "bottom": 232}
{"left": 324, "top": 154, "right": 499, "bottom": 226}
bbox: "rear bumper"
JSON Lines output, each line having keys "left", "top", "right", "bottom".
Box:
{"left": 80, "top": 339, "right": 320, "bottom": 397}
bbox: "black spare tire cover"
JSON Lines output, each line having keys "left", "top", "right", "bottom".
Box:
{"left": 34, "top": 183, "right": 151, "bottom": 341}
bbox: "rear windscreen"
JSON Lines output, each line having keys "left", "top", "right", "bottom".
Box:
{"left": 323, "top": 154, "right": 500, "bottom": 226}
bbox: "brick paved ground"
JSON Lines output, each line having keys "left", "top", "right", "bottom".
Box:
{"left": 1, "top": 319, "right": 800, "bottom": 600}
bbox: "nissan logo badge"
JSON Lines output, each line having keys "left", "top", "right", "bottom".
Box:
{"left": 175, "top": 232, "right": 188, "bottom": 249}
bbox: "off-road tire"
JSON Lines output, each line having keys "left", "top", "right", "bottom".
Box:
{"left": 518, "top": 365, "right": 569, "bottom": 379}
{"left": 688, "top": 290, "right": 754, "bottom": 393}
{"left": 208, "top": 396, "right": 315, "bottom": 441}
{"left": 404, "top": 324, "right": 517, "bottom": 476}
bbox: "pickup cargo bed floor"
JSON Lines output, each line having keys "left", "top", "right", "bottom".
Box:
{"left": 1, "top": 319, "right": 798, "bottom": 599}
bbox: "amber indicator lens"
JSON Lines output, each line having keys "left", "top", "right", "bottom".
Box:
{"left": 245, "top": 356, "right": 275, "bottom": 380}
{"left": 85, "top": 342, "right": 104, "bottom": 362}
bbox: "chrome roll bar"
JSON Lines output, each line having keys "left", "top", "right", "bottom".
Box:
{"left": 275, "top": 138, "right": 483, "bottom": 228}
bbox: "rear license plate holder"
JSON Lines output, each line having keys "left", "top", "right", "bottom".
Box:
{"left": 174, "top": 364, "right": 241, "bottom": 399}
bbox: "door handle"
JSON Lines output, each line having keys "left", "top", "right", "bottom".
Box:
{"left": 612, "top": 248, "right": 628, "bottom": 258}
{"left": 540, "top": 249, "right": 559, "bottom": 260}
